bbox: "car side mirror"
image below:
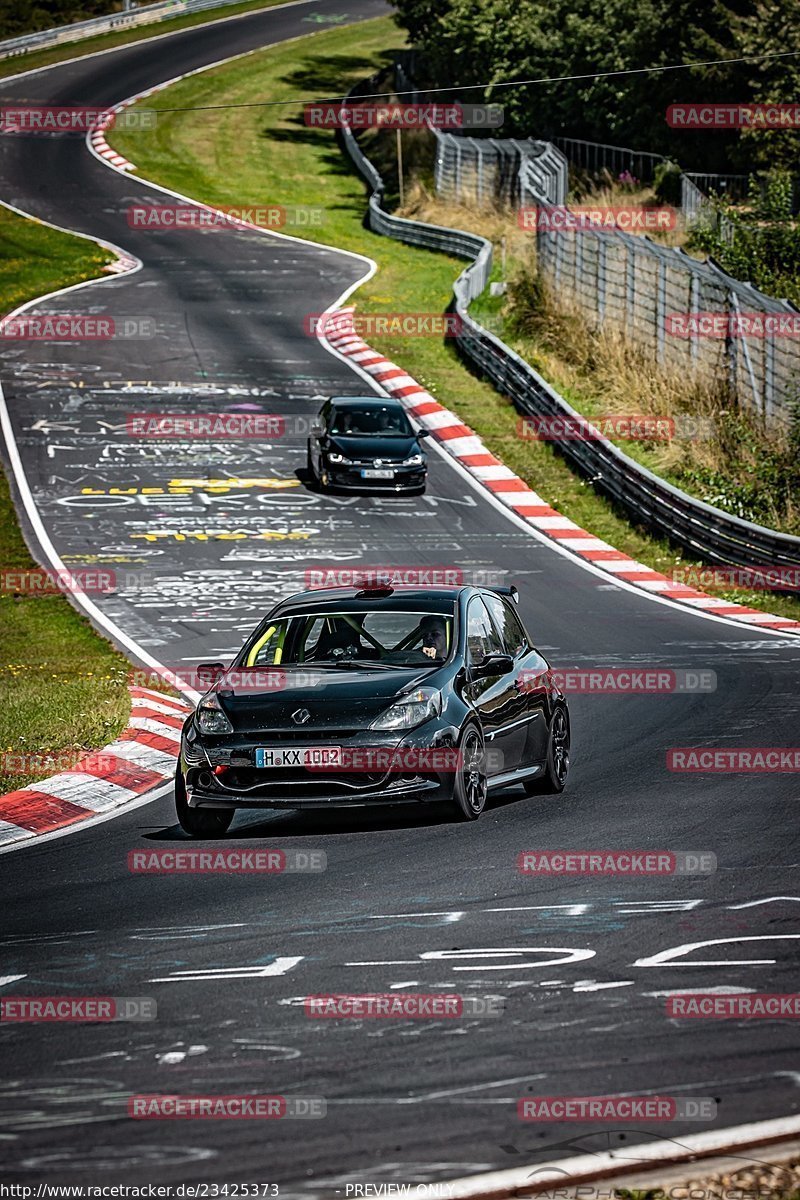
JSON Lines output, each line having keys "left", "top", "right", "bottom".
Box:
{"left": 196, "top": 662, "right": 225, "bottom": 687}
{"left": 471, "top": 652, "right": 514, "bottom": 679}
{"left": 416, "top": 428, "right": 430, "bottom": 438}
{"left": 310, "top": 418, "right": 325, "bottom": 436}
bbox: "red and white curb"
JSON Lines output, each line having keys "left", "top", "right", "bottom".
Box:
{"left": 90, "top": 78, "right": 175, "bottom": 172}
{"left": 321, "top": 307, "right": 800, "bottom": 635}
{"left": 444, "top": 1113, "right": 800, "bottom": 1198}
{"left": 0, "top": 687, "right": 190, "bottom": 848}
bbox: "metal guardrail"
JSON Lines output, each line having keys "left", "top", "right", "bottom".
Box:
{"left": 338, "top": 70, "right": 800, "bottom": 576}
{"left": 0, "top": 0, "right": 246, "bottom": 61}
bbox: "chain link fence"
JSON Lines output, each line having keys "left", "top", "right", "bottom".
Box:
{"left": 337, "top": 72, "right": 800, "bottom": 570}
{"left": 537, "top": 214, "right": 799, "bottom": 431}
{"left": 388, "top": 60, "right": 799, "bottom": 430}
{"left": 393, "top": 59, "right": 568, "bottom": 209}
{"left": 431, "top": 131, "right": 568, "bottom": 208}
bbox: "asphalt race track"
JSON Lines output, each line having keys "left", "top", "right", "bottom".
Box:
{"left": 1, "top": 1, "right": 799, "bottom": 1191}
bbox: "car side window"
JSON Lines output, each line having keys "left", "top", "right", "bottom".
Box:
{"left": 466, "top": 598, "right": 504, "bottom": 665}
{"left": 484, "top": 594, "right": 527, "bottom": 657}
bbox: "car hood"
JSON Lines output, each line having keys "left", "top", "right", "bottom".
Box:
{"left": 327, "top": 435, "right": 419, "bottom": 461}
{"left": 207, "top": 667, "right": 433, "bottom": 735}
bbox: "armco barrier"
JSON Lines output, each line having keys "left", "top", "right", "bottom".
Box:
{"left": 0, "top": 0, "right": 248, "bottom": 62}
{"left": 339, "top": 70, "right": 800, "bottom": 577}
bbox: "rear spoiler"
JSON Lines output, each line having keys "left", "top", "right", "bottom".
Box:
{"left": 488, "top": 584, "right": 519, "bottom": 605}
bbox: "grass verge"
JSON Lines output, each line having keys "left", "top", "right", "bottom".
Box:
{"left": 0, "top": 205, "right": 133, "bottom": 793}
{"left": 111, "top": 16, "right": 800, "bottom": 623}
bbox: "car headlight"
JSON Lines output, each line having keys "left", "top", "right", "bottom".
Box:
{"left": 327, "top": 452, "right": 352, "bottom": 465}
{"left": 196, "top": 694, "right": 233, "bottom": 735}
{"left": 370, "top": 687, "right": 442, "bottom": 730}
{"left": 402, "top": 453, "right": 424, "bottom": 466}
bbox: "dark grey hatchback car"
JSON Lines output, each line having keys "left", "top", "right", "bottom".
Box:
{"left": 175, "top": 585, "right": 570, "bottom": 835}
{"left": 306, "top": 395, "right": 428, "bottom": 493}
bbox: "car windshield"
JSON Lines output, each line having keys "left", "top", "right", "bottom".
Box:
{"left": 243, "top": 610, "right": 454, "bottom": 669}
{"left": 329, "top": 406, "right": 413, "bottom": 437}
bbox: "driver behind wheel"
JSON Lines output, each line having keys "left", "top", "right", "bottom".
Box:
{"left": 419, "top": 615, "right": 448, "bottom": 660}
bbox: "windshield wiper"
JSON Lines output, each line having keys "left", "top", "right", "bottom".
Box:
{"left": 308, "top": 659, "right": 403, "bottom": 670}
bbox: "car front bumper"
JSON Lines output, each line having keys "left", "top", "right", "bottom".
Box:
{"left": 324, "top": 462, "right": 426, "bottom": 492}
{"left": 180, "top": 722, "right": 461, "bottom": 809}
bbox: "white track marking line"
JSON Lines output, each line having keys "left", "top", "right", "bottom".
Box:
{"left": 1, "top": 12, "right": 796, "bottom": 863}
{"left": 0, "top": 0, "right": 327, "bottom": 84}
{"left": 80, "top": 40, "right": 800, "bottom": 644}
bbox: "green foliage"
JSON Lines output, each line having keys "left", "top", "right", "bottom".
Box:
{"left": 653, "top": 160, "right": 682, "bottom": 206}
{"left": 0, "top": 0, "right": 120, "bottom": 38}
{"left": 689, "top": 169, "right": 800, "bottom": 305}
{"left": 388, "top": 0, "right": 800, "bottom": 172}
{"left": 668, "top": 400, "right": 800, "bottom": 530}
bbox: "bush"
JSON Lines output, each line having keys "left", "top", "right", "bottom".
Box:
{"left": 688, "top": 169, "right": 800, "bottom": 306}
{"left": 653, "top": 161, "right": 682, "bottom": 207}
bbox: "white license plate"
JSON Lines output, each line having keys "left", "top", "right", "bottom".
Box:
{"left": 361, "top": 468, "right": 394, "bottom": 479}
{"left": 255, "top": 746, "right": 342, "bottom": 769}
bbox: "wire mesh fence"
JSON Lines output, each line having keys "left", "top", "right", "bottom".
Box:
{"left": 389, "top": 60, "right": 799, "bottom": 433}
{"left": 536, "top": 218, "right": 800, "bottom": 431}
{"left": 338, "top": 72, "right": 800, "bottom": 568}
{"left": 431, "top": 131, "right": 569, "bottom": 207}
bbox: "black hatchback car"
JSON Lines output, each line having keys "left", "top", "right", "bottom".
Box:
{"left": 306, "top": 395, "right": 428, "bottom": 493}
{"left": 175, "top": 585, "right": 570, "bottom": 835}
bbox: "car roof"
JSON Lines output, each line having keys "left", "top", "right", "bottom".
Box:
{"left": 327, "top": 395, "right": 405, "bottom": 408}
{"left": 270, "top": 586, "right": 467, "bottom": 617}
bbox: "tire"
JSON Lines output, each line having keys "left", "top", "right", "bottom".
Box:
{"left": 175, "top": 771, "right": 234, "bottom": 838}
{"left": 450, "top": 724, "right": 488, "bottom": 820}
{"left": 524, "top": 705, "right": 570, "bottom": 795}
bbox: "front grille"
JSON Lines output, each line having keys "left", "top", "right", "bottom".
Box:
{"left": 189, "top": 767, "right": 435, "bottom": 801}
